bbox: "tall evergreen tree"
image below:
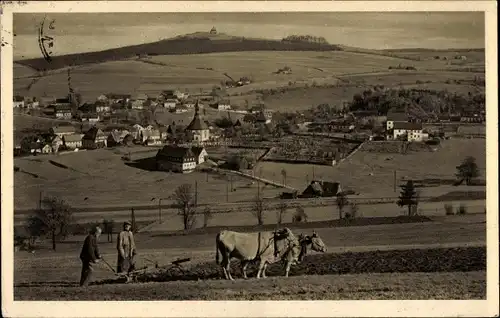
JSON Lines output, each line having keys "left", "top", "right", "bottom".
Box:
{"left": 397, "top": 180, "right": 418, "bottom": 216}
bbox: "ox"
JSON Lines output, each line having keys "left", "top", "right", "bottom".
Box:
{"left": 297, "top": 231, "right": 328, "bottom": 263}
{"left": 215, "top": 228, "right": 301, "bottom": 280}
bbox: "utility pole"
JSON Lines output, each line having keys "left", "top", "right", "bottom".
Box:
{"left": 195, "top": 181, "right": 198, "bottom": 206}
{"left": 226, "top": 179, "right": 229, "bottom": 202}
{"left": 394, "top": 170, "right": 397, "bottom": 193}
{"left": 158, "top": 199, "right": 162, "bottom": 223}
{"left": 230, "top": 174, "right": 233, "bottom": 192}
{"left": 38, "top": 190, "right": 42, "bottom": 209}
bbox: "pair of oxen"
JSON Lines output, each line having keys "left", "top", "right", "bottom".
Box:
{"left": 215, "top": 228, "right": 327, "bottom": 280}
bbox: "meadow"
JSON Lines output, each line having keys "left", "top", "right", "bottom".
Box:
{"left": 13, "top": 148, "right": 284, "bottom": 210}
{"left": 13, "top": 49, "right": 484, "bottom": 113}
{"left": 255, "top": 138, "right": 486, "bottom": 197}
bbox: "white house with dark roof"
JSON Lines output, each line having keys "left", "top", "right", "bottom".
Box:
{"left": 392, "top": 122, "right": 428, "bottom": 142}
{"left": 386, "top": 110, "right": 408, "bottom": 130}
{"left": 185, "top": 101, "right": 210, "bottom": 143}
{"left": 164, "top": 99, "right": 178, "bottom": 109}
{"left": 156, "top": 145, "right": 197, "bottom": 173}
{"left": 191, "top": 146, "right": 208, "bottom": 164}
{"left": 50, "top": 125, "right": 76, "bottom": 138}
{"left": 13, "top": 96, "right": 25, "bottom": 108}
{"left": 63, "top": 134, "right": 84, "bottom": 149}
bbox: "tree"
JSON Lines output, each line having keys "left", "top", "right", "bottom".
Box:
{"left": 203, "top": 207, "right": 213, "bottom": 228}
{"left": 292, "top": 206, "right": 308, "bottom": 223}
{"left": 276, "top": 202, "right": 288, "bottom": 225}
{"left": 173, "top": 184, "right": 197, "bottom": 230}
{"left": 251, "top": 194, "right": 266, "bottom": 225}
{"left": 102, "top": 219, "right": 115, "bottom": 242}
{"left": 26, "top": 196, "right": 73, "bottom": 251}
{"left": 456, "top": 156, "right": 480, "bottom": 185}
{"left": 397, "top": 180, "right": 418, "bottom": 216}
{"left": 336, "top": 192, "right": 349, "bottom": 219}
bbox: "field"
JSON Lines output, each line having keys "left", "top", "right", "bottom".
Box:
{"left": 255, "top": 138, "right": 486, "bottom": 197}
{"left": 13, "top": 214, "right": 486, "bottom": 300}
{"left": 13, "top": 148, "right": 285, "bottom": 210}
{"left": 14, "top": 49, "right": 484, "bottom": 113}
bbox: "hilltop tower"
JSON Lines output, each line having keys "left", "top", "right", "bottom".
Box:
{"left": 210, "top": 26, "right": 217, "bottom": 35}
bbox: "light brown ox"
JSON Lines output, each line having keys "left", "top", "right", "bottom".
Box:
{"left": 215, "top": 228, "right": 302, "bottom": 280}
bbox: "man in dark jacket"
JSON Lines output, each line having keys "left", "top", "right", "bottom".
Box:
{"left": 79, "top": 226, "right": 102, "bottom": 287}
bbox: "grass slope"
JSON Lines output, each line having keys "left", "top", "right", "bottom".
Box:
{"left": 16, "top": 34, "right": 342, "bottom": 72}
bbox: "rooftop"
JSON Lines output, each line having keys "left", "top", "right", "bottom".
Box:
{"left": 393, "top": 122, "right": 423, "bottom": 130}
{"left": 156, "top": 145, "right": 195, "bottom": 159}
{"left": 186, "top": 101, "right": 209, "bottom": 131}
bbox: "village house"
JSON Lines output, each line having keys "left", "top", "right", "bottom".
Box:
{"left": 161, "top": 89, "right": 186, "bottom": 101}
{"left": 107, "top": 129, "right": 130, "bottom": 147}
{"left": 130, "top": 124, "right": 145, "bottom": 140}
{"left": 25, "top": 97, "right": 40, "bottom": 109}
{"left": 255, "top": 109, "right": 273, "bottom": 124}
{"left": 98, "top": 94, "right": 131, "bottom": 105}
{"left": 53, "top": 103, "right": 73, "bottom": 120}
{"left": 63, "top": 134, "right": 84, "bottom": 149}
{"left": 386, "top": 110, "right": 408, "bottom": 130}
{"left": 41, "top": 144, "right": 53, "bottom": 154}
{"left": 460, "top": 112, "right": 484, "bottom": 123}
{"left": 81, "top": 113, "right": 100, "bottom": 123}
{"left": 141, "top": 129, "right": 162, "bottom": 146}
{"left": 212, "top": 100, "right": 231, "bottom": 110}
{"left": 78, "top": 102, "right": 97, "bottom": 114}
{"left": 175, "top": 105, "right": 189, "bottom": 113}
{"left": 183, "top": 98, "right": 197, "bottom": 109}
{"left": 155, "top": 145, "right": 197, "bottom": 173}
{"left": 191, "top": 146, "right": 208, "bottom": 164}
{"left": 95, "top": 101, "right": 111, "bottom": 113}
{"left": 185, "top": 102, "right": 210, "bottom": 143}
{"left": 300, "top": 180, "right": 342, "bottom": 198}
{"left": 392, "top": 122, "right": 428, "bottom": 142}
{"left": 50, "top": 125, "right": 76, "bottom": 138}
{"left": 131, "top": 93, "right": 148, "bottom": 110}
{"left": 82, "top": 127, "right": 108, "bottom": 149}
{"left": 13, "top": 96, "right": 25, "bottom": 108}
{"left": 164, "top": 98, "right": 178, "bottom": 109}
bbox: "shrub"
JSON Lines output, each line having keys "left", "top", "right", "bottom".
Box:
{"left": 456, "top": 204, "right": 467, "bottom": 215}
{"left": 444, "top": 204, "right": 454, "bottom": 215}
{"left": 292, "top": 206, "right": 308, "bottom": 223}
{"left": 344, "top": 203, "right": 360, "bottom": 220}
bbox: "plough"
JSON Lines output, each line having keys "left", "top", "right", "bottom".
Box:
{"left": 100, "top": 256, "right": 191, "bottom": 283}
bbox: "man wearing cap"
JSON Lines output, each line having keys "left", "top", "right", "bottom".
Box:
{"left": 79, "top": 226, "right": 102, "bottom": 287}
{"left": 116, "top": 221, "right": 137, "bottom": 275}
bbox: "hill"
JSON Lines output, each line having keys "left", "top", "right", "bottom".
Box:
{"left": 16, "top": 32, "right": 342, "bottom": 71}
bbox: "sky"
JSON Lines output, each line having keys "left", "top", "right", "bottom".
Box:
{"left": 13, "top": 12, "right": 485, "bottom": 60}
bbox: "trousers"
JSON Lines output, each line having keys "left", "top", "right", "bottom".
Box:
{"left": 79, "top": 261, "right": 94, "bottom": 287}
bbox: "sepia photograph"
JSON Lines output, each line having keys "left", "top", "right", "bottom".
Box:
{"left": 1, "top": 1, "right": 498, "bottom": 317}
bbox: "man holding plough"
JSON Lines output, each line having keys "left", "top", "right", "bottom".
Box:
{"left": 79, "top": 226, "right": 103, "bottom": 287}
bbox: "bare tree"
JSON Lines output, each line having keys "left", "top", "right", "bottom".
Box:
{"left": 203, "top": 206, "right": 213, "bottom": 228}
{"left": 336, "top": 192, "right": 349, "bottom": 219}
{"left": 281, "top": 168, "right": 287, "bottom": 186}
{"left": 26, "top": 196, "right": 73, "bottom": 251}
{"left": 173, "top": 184, "right": 197, "bottom": 230}
{"left": 276, "top": 202, "right": 288, "bottom": 225}
{"left": 251, "top": 194, "right": 266, "bottom": 225}
{"left": 102, "top": 219, "right": 115, "bottom": 242}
